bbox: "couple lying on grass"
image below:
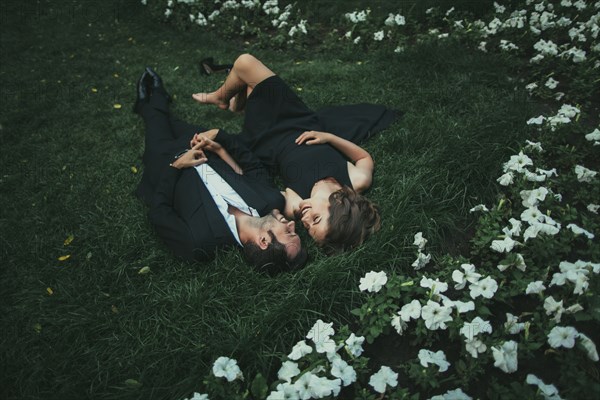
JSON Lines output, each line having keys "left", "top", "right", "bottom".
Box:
{"left": 133, "top": 54, "right": 397, "bottom": 273}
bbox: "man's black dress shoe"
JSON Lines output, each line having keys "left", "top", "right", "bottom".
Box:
{"left": 133, "top": 70, "right": 150, "bottom": 114}
{"left": 145, "top": 66, "right": 171, "bottom": 101}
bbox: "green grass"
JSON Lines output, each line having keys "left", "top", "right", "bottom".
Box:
{"left": 1, "top": 1, "right": 533, "bottom": 399}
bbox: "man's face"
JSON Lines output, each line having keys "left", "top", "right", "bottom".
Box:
{"left": 268, "top": 210, "right": 302, "bottom": 259}
{"left": 297, "top": 198, "right": 330, "bottom": 243}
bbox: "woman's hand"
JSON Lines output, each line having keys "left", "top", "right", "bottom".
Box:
{"left": 171, "top": 143, "right": 208, "bottom": 169}
{"left": 190, "top": 129, "right": 219, "bottom": 148}
{"left": 295, "top": 130, "right": 333, "bottom": 146}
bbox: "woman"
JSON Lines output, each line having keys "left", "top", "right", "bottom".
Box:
{"left": 191, "top": 54, "right": 396, "bottom": 252}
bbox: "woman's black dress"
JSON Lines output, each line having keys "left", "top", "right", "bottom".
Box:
{"left": 241, "top": 75, "right": 398, "bottom": 199}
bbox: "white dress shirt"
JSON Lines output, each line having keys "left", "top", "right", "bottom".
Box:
{"left": 194, "top": 163, "right": 259, "bottom": 246}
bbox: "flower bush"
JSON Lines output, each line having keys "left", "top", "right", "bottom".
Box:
{"left": 138, "top": 1, "right": 599, "bottom": 398}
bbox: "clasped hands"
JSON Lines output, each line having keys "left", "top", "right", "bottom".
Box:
{"left": 171, "top": 130, "right": 222, "bottom": 169}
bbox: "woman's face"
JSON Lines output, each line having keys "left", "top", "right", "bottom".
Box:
{"left": 298, "top": 197, "right": 330, "bottom": 243}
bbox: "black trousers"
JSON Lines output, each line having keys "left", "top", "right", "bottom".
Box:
{"left": 135, "top": 94, "right": 208, "bottom": 205}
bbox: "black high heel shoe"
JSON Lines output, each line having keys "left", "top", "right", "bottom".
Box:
{"left": 200, "top": 57, "right": 233, "bottom": 75}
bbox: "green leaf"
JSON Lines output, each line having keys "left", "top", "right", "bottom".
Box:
{"left": 124, "top": 379, "right": 142, "bottom": 388}
{"left": 350, "top": 308, "right": 362, "bottom": 316}
{"left": 250, "top": 373, "right": 268, "bottom": 400}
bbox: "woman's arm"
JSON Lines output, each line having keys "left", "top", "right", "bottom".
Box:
{"left": 295, "top": 130, "right": 373, "bottom": 192}
{"left": 196, "top": 137, "right": 243, "bottom": 175}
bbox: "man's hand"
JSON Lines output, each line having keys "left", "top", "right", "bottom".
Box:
{"left": 295, "top": 130, "right": 333, "bottom": 145}
{"left": 171, "top": 143, "right": 208, "bottom": 169}
{"left": 190, "top": 129, "right": 219, "bottom": 148}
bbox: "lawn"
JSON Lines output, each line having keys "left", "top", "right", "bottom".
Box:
{"left": 0, "top": 1, "right": 537, "bottom": 399}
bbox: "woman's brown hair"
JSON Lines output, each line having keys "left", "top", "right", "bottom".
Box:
{"left": 321, "top": 186, "right": 381, "bottom": 254}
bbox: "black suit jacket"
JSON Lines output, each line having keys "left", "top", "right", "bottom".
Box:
{"left": 147, "top": 131, "right": 284, "bottom": 262}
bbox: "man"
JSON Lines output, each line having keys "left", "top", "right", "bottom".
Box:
{"left": 134, "top": 67, "right": 307, "bottom": 272}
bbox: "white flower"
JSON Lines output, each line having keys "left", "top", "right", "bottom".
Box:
{"left": 520, "top": 186, "right": 548, "bottom": 207}
{"left": 418, "top": 349, "right": 450, "bottom": 372}
{"left": 421, "top": 300, "right": 453, "bottom": 330}
{"left": 504, "top": 313, "right": 526, "bottom": 334}
{"left": 399, "top": 299, "right": 422, "bottom": 321}
{"left": 306, "top": 320, "right": 335, "bottom": 354}
{"left": 373, "top": 30, "right": 384, "bottom": 41}
{"left": 446, "top": 7, "right": 455, "bottom": 16}
{"left": 525, "top": 140, "right": 544, "bottom": 152}
{"left": 431, "top": 388, "right": 473, "bottom": 400}
{"left": 212, "top": 356, "right": 242, "bottom": 382}
{"left": 545, "top": 77, "right": 559, "bottom": 89}
{"left": 494, "top": 2, "right": 506, "bottom": 13}
{"left": 278, "top": 361, "right": 301, "bottom": 383}
{"left": 499, "top": 39, "right": 519, "bottom": 51}
{"left": 452, "top": 263, "right": 481, "bottom": 290}
{"left": 288, "top": 340, "right": 313, "bottom": 360}
{"left": 438, "top": 33, "right": 449, "bottom": 39}
{"left": 502, "top": 218, "right": 523, "bottom": 238}
{"left": 490, "top": 236, "right": 517, "bottom": 253}
{"left": 585, "top": 128, "right": 600, "bottom": 142}
{"left": 547, "top": 326, "right": 578, "bottom": 348}
{"left": 544, "top": 296, "right": 565, "bottom": 323}
{"left": 469, "top": 204, "right": 489, "bottom": 213}
{"left": 353, "top": 36, "right": 361, "bottom": 44}
{"left": 420, "top": 276, "right": 448, "bottom": 295}
{"left": 492, "top": 341, "right": 518, "bottom": 373}
{"left": 413, "top": 232, "right": 428, "bottom": 250}
{"left": 497, "top": 172, "right": 514, "bottom": 186}
{"left": 394, "top": 46, "right": 404, "bottom": 53}
{"left": 574, "top": 165, "right": 597, "bottom": 182}
{"left": 469, "top": 276, "right": 498, "bottom": 299}
{"left": 525, "top": 280, "right": 546, "bottom": 294}
{"left": 460, "top": 317, "right": 492, "bottom": 340}
{"left": 525, "top": 82, "right": 538, "bottom": 91}
{"left": 497, "top": 253, "right": 526, "bottom": 272}
{"left": 331, "top": 358, "right": 356, "bottom": 386}
{"left": 533, "top": 39, "right": 558, "bottom": 55}
{"left": 536, "top": 168, "right": 557, "bottom": 177}
{"left": 587, "top": 204, "right": 600, "bottom": 214}
{"left": 577, "top": 332, "right": 599, "bottom": 361}
{"left": 567, "top": 223, "right": 595, "bottom": 239}
{"left": 561, "top": 46, "right": 587, "bottom": 62}
{"left": 391, "top": 315, "right": 408, "bottom": 335}
{"left": 345, "top": 333, "right": 365, "bottom": 357}
{"left": 574, "top": 0, "right": 587, "bottom": 10}
{"left": 412, "top": 251, "right": 431, "bottom": 270}
{"left": 530, "top": 54, "right": 545, "bottom": 63}
{"left": 520, "top": 206, "right": 544, "bottom": 224}
{"left": 266, "top": 382, "right": 298, "bottom": 399}
{"left": 478, "top": 41, "right": 488, "bottom": 52}
{"left": 294, "top": 373, "right": 341, "bottom": 398}
{"left": 187, "top": 393, "right": 209, "bottom": 400}
{"left": 359, "top": 271, "right": 388, "bottom": 292}
{"left": 208, "top": 10, "right": 220, "bottom": 21}
{"left": 453, "top": 300, "right": 475, "bottom": 313}
{"left": 526, "top": 374, "right": 561, "bottom": 399}
{"left": 503, "top": 151, "right": 533, "bottom": 172}
{"left": 164, "top": 8, "right": 172, "bottom": 17}
{"left": 368, "top": 366, "right": 398, "bottom": 393}
{"left": 465, "top": 338, "right": 487, "bottom": 358}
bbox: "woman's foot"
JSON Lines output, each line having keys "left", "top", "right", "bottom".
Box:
{"left": 192, "top": 91, "right": 229, "bottom": 110}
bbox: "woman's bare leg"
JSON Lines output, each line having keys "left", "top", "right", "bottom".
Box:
{"left": 192, "top": 54, "right": 275, "bottom": 109}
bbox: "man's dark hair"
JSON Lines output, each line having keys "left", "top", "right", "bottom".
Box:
{"left": 243, "top": 231, "right": 308, "bottom": 275}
